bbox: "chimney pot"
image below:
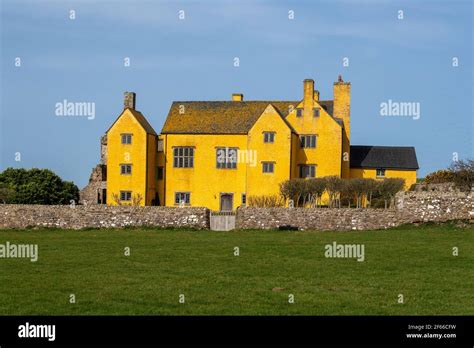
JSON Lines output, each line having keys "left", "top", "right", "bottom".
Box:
{"left": 232, "top": 93, "right": 243, "bottom": 101}
{"left": 314, "top": 90, "right": 320, "bottom": 101}
{"left": 124, "top": 91, "right": 136, "bottom": 110}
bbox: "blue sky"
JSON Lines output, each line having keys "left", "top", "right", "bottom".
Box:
{"left": 1, "top": 0, "right": 472, "bottom": 188}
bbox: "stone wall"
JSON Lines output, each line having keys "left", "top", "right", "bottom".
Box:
{"left": 236, "top": 190, "right": 474, "bottom": 231}
{"left": 397, "top": 190, "right": 474, "bottom": 223}
{"left": 0, "top": 205, "right": 209, "bottom": 230}
{"left": 0, "top": 190, "right": 472, "bottom": 231}
{"left": 79, "top": 164, "right": 107, "bottom": 205}
{"left": 236, "top": 207, "right": 410, "bottom": 231}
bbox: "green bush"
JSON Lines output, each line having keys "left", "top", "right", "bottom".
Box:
{"left": 0, "top": 168, "right": 79, "bottom": 205}
{"left": 449, "top": 159, "right": 474, "bottom": 192}
{"left": 424, "top": 170, "right": 455, "bottom": 184}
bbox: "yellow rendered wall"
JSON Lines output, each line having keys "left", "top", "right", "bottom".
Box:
{"left": 286, "top": 100, "right": 342, "bottom": 178}
{"left": 350, "top": 168, "right": 417, "bottom": 189}
{"left": 333, "top": 82, "right": 351, "bottom": 179}
{"left": 106, "top": 109, "right": 148, "bottom": 206}
{"left": 247, "top": 105, "right": 292, "bottom": 197}
{"left": 164, "top": 134, "right": 248, "bottom": 211}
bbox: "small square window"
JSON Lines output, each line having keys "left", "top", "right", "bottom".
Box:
{"left": 241, "top": 193, "right": 247, "bottom": 205}
{"left": 120, "top": 191, "right": 132, "bottom": 201}
{"left": 313, "top": 108, "right": 320, "bottom": 117}
{"left": 263, "top": 132, "right": 275, "bottom": 143}
{"left": 121, "top": 134, "right": 132, "bottom": 144}
{"left": 157, "top": 167, "right": 164, "bottom": 180}
{"left": 175, "top": 192, "right": 190, "bottom": 205}
{"left": 296, "top": 108, "right": 303, "bottom": 117}
{"left": 376, "top": 168, "right": 386, "bottom": 177}
{"left": 262, "top": 162, "right": 274, "bottom": 173}
{"left": 157, "top": 139, "right": 164, "bottom": 152}
{"left": 120, "top": 164, "right": 132, "bottom": 175}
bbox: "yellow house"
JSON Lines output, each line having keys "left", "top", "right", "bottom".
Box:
{"left": 102, "top": 77, "right": 419, "bottom": 209}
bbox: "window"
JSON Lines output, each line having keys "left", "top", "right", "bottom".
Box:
{"left": 120, "top": 191, "right": 132, "bottom": 201}
{"left": 299, "top": 165, "right": 316, "bottom": 178}
{"left": 120, "top": 164, "right": 132, "bottom": 175}
{"left": 263, "top": 132, "right": 275, "bottom": 143}
{"left": 300, "top": 135, "right": 317, "bottom": 148}
{"left": 157, "top": 139, "right": 164, "bottom": 152}
{"left": 313, "top": 108, "right": 320, "bottom": 117}
{"left": 121, "top": 134, "right": 132, "bottom": 144}
{"left": 157, "top": 166, "right": 164, "bottom": 180}
{"left": 241, "top": 193, "right": 247, "bottom": 205}
{"left": 376, "top": 168, "right": 386, "bottom": 177}
{"left": 216, "top": 147, "right": 238, "bottom": 169}
{"left": 262, "top": 162, "right": 274, "bottom": 173}
{"left": 296, "top": 108, "right": 303, "bottom": 117}
{"left": 173, "top": 147, "right": 194, "bottom": 168}
{"left": 175, "top": 192, "right": 190, "bottom": 205}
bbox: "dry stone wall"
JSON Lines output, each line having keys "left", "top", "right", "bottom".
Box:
{"left": 0, "top": 205, "right": 209, "bottom": 230}
{"left": 236, "top": 190, "right": 474, "bottom": 231}
{"left": 0, "top": 189, "right": 472, "bottom": 231}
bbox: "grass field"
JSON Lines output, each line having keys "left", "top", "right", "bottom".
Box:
{"left": 0, "top": 223, "right": 473, "bottom": 315}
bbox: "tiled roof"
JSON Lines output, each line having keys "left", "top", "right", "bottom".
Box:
{"left": 350, "top": 145, "right": 419, "bottom": 170}
{"left": 107, "top": 108, "right": 157, "bottom": 135}
{"left": 161, "top": 101, "right": 300, "bottom": 134}
{"left": 128, "top": 109, "right": 157, "bottom": 135}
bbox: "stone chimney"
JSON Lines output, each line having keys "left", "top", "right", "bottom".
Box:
{"left": 232, "top": 93, "right": 243, "bottom": 101}
{"left": 124, "top": 92, "right": 136, "bottom": 110}
{"left": 303, "top": 79, "right": 315, "bottom": 111}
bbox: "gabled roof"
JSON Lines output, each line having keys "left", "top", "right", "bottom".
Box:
{"left": 161, "top": 101, "right": 299, "bottom": 134}
{"left": 350, "top": 145, "right": 419, "bottom": 170}
{"left": 107, "top": 108, "right": 157, "bottom": 135}
{"left": 161, "top": 100, "right": 341, "bottom": 134}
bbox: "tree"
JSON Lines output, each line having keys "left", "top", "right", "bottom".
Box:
{"left": 280, "top": 179, "right": 299, "bottom": 206}
{"left": 306, "top": 178, "right": 326, "bottom": 207}
{"left": 378, "top": 178, "right": 405, "bottom": 209}
{"left": 340, "top": 179, "right": 355, "bottom": 208}
{"left": 363, "top": 178, "right": 379, "bottom": 208}
{"left": 324, "top": 176, "right": 344, "bottom": 208}
{"left": 0, "top": 168, "right": 79, "bottom": 205}
{"left": 0, "top": 183, "right": 15, "bottom": 203}
{"left": 449, "top": 159, "right": 474, "bottom": 192}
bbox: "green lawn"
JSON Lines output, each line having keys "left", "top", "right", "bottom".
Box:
{"left": 0, "top": 223, "right": 473, "bottom": 315}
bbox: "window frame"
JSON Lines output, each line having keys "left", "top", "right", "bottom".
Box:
{"left": 262, "top": 161, "right": 275, "bottom": 173}
{"left": 263, "top": 132, "right": 275, "bottom": 143}
{"left": 296, "top": 108, "right": 303, "bottom": 117}
{"left": 173, "top": 147, "right": 194, "bottom": 168}
{"left": 120, "top": 164, "right": 132, "bottom": 175}
{"left": 313, "top": 108, "right": 320, "bottom": 117}
{"left": 120, "top": 191, "right": 132, "bottom": 201}
{"left": 299, "top": 164, "right": 316, "bottom": 178}
{"left": 216, "top": 147, "right": 238, "bottom": 169}
{"left": 157, "top": 166, "right": 164, "bottom": 180}
{"left": 376, "top": 168, "right": 386, "bottom": 178}
{"left": 241, "top": 193, "right": 247, "bottom": 205}
{"left": 174, "top": 192, "right": 191, "bottom": 205}
{"left": 300, "top": 135, "right": 317, "bottom": 148}
{"left": 157, "top": 139, "right": 164, "bottom": 152}
{"left": 121, "top": 133, "right": 132, "bottom": 145}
